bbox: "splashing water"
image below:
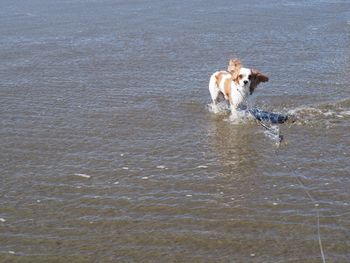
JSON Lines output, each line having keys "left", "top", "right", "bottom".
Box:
{"left": 208, "top": 101, "right": 285, "bottom": 144}
{"left": 263, "top": 124, "right": 282, "bottom": 145}
{"left": 207, "top": 101, "right": 230, "bottom": 114}
{"left": 208, "top": 98, "right": 350, "bottom": 146}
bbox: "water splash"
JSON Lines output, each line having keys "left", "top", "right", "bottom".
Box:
{"left": 207, "top": 102, "right": 230, "bottom": 114}
{"left": 228, "top": 109, "right": 253, "bottom": 123}
{"left": 208, "top": 98, "right": 350, "bottom": 144}
{"left": 208, "top": 101, "right": 285, "bottom": 143}
{"left": 287, "top": 100, "right": 350, "bottom": 125}
{"left": 263, "top": 124, "right": 282, "bottom": 145}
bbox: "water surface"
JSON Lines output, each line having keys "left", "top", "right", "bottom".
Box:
{"left": 1, "top": 0, "right": 350, "bottom": 262}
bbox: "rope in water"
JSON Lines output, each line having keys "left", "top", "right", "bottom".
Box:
{"left": 231, "top": 85, "right": 325, "bottom": 261}
{"left": 256, "top": 119, "right": 326, "bottom": 263}
{"left": 222, "top": 86, "right": 326, "bottom": 261}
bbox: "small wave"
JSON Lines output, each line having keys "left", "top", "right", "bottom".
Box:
{"left": 287, "top": 101, "right": 350, "bottom": 124}
{"left": 263, "top": 125, "right": 282, "bottom": 144}
{"left": 207, "top": 102, "right": 230, "bottom": 114}
{"left": 207, "top": 98, "right": 349, "bottom": 144}
{"left": 335, "top": 98, "right": 350, "bottom": 108}
{"left": 227, "top": 110, "right": 254, "bottom": 123}
{"left": 340, "top": 110, "right": 350, "bottom": 116}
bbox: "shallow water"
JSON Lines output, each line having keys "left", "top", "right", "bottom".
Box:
{"left": 1, "top": 0, "right": 350, "bottom": 262}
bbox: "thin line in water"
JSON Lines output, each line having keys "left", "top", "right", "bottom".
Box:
{"left": 274, "top": 147, "right": 326, "bottom": 263}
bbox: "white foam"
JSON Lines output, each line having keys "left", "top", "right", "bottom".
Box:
{"left": 287, "top": 104, "right": 350, "bottom": 121}
{"left": 323, "top": 111, "right": 334, "bottom": 117}
{"left": 225, "top": 109, "right": 254, "bottom": 124}
{"left": 207, "top": 102, "right": 229, "bottom": 114}
{"left": 263, "top": 125, "right": 281, "bottom": 144}
{"left": 340, "top": 110, "right": 350, "bottom": 116}
{"left": 288, "top": 106, "right": 322, "bottom": 116}
{"left": 74, "top": 173, "right": 91, "bottom": 179}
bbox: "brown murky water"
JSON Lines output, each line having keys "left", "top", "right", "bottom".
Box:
{"left": 1, "top": 0, "right": 350, "bottom": 262}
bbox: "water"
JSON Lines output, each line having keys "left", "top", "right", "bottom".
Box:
{"left": 1, "top": 0, "right": 350, "bottom": 262}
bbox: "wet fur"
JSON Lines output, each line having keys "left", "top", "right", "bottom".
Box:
{"left": 209, "top": 58, "right": 269, "bottom": 111}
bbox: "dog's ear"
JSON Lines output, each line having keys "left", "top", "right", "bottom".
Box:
{"left": 250, "top": 69, "right": 269, "bottom": 95}
{"left": 227, "top": 59, "right": 241, "bottom": 83}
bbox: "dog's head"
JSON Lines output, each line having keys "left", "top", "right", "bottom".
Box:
{"left": 228, "top": 59, "right": 269, "bottom": 95}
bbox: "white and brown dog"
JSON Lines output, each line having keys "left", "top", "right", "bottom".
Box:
{"left": 209, "top": 59, "right": 268, "bottom": 113}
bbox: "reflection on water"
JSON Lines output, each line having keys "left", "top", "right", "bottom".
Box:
{"left": 1, "top": 0, "right": 350, "bottom": 262}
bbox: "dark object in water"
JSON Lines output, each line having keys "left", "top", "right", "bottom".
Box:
{"left": 249, "top": 108, "right": 290, "bottom": 124}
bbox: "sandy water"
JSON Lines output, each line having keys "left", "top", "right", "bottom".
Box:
{"left": 1, "top": 0, "right": 350, "bottom": 262}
